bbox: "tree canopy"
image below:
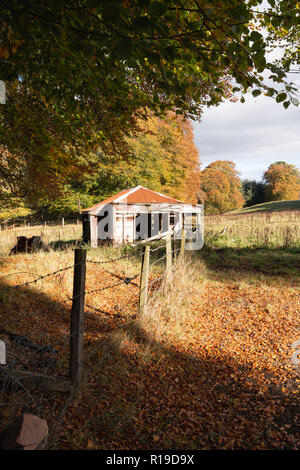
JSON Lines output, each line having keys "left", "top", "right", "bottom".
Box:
{"left": 199, "top": 160, "right": 244, "bottom": 213}
{"left": 263, "top": 161, "right": 300, "bottom": 201}
{"left": 242, "top": 179, "right": 265, "bottom": 206}
{"left": 0, "top": 0, "right": 299, "bottom": 200}
{"left": 1, "top": 0, "right": 299, "bottom": 112}
{"left": 32, "top": 113, "right": 201, "bottom": 215}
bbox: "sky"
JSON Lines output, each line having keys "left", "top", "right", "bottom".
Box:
{"left": 193, "top": 0, "right": 300, "bottom": 182}
{"left": 193, "top": 92, "right": 300, "bottom": 181}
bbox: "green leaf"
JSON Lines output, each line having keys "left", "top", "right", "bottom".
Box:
{"left": 132, "top": 16, "right": 152, "bottom": 33}
{"left": 150, "top": 2, "right": 168, "bottom": 17}
{"left": 276, "top": 92, "right": 287, "bottom": 103}
{"left": 102, "top": 6, "right": 120, "bottom": 22}
{"left": 291, "top": 97, "right": 299, "bottom": 106}
{"left": 229, "top": 5, "right": 248, "bottom": 21}
{"left": 113, "top": 40, "right": 133, "bottom": 59}
{"left": 271, "top": 16, "right": 282, "bottom": 28}
{"left": 250, "top": 31, "right": 263, "bottom": 42}
{"left": 148, "top": 51, "right": 161, "bottom": 65}
{"left": 252, "top": 89, "right": 262, "bottom": 97}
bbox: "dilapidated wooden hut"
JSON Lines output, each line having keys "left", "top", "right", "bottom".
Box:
{"left": 82, "top": 185, "right": 203, "bottom": 247}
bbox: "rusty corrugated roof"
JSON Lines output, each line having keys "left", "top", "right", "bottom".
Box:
{"left": 82, "top": 186, "right": 183, "bottom": 212}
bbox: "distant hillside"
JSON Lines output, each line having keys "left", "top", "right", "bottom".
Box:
{"left": 232, "top": 200, "right": 300, "bottom": 214}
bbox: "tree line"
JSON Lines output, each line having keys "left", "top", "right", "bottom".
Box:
{"left": 0, "top": 1, "right": 299, "bottom": 218}
{"left": 0, "top": 113, "right": 201, "bottom": 217}
{"left": 200, "top": 160, "right": 300, "bottom": 214}
{"left": 1, "top": 111, "right": 299, "bottom": 218}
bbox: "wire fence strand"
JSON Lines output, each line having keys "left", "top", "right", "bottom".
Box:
{"left": 0, "top": 235, "right": 183, "bottom": 448}
{"left": 11, "top": 264, "right": 76, "bottom": 289}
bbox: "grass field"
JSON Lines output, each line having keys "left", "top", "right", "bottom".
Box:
{"left": 205, "top": 209, "right": 300, "bottom": 250}
{"left": 232, "top": 199, "right": 300, "bottom": 214}
{"left": 0, "top": 210, "right": 299, "bottom": 450}
{"left": 0, "top": 223, "right": 82, "bottom": 257}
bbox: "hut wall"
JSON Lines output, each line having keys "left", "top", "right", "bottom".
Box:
{"left": 114, "top": 213, "right": 135, "bottom": 244}
{"left": 83, "top": 202, "right": 204, "bottom": 246}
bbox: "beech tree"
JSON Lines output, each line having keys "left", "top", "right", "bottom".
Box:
{"left": 199, "top": 161, "right": 244, "bottom": 213}
{"left": 39, "top": 113, "right": 201, "bottom": 215}
{"left": 263, "top": 161, "right": 300, "bottom": 201}
{"left": 0, "top": 0, "right": 299, "bottom": 199}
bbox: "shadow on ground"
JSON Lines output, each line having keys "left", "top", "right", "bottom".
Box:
{"left": 194, "top": 246, "right": 300, "bottom": 279}
{"left": 66, "top": 318, "right": 300, "bottom": 450}
{"left": 236, "top": 200, "right": 300, "bottom": 213}
{"left": 0, "top": 250, "right": 299, "bottom": 450}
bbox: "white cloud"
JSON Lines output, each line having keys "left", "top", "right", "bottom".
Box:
{"left": 193, "top": 0, "right": 300, "bottom": 182}
{"left": 193, "top": 94, "right": 300, "bottom": 181}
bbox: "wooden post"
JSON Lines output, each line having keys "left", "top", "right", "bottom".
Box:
{"left": 166, "top": 234, "right": 172, "bottom": 271}
{"left": 139, "top": 245, "right": 150, "bottom": 315}
{"left": 62, "top": 217, "right": 64, "bottom": 227}
{"left": 44, "top": 221, "right": 47, "bottom": 227}
{"left": 180, "top": 228, "right": 186, "bottom": 258}
{"left": 69, "top": 249, "right": 87, "bottom": 387}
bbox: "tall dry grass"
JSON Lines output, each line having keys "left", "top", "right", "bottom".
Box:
{"left": 103, "top": 258, "right": 206, "bottom": 363}
{"left": 205, "top": 210, "right": 300, "bottom": 248}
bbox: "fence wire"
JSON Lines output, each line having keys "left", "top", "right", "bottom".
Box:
{"left": 86, "top": 252, "right": 138, "bottom": 265}
{"left": 0, "top": 238, "right": 182, "bottom": 448}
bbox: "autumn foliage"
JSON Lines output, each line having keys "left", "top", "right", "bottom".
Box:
{"left": 37, "top": 113, "right": 201, "bottom": 215}
{"left": 263, "top": 162, "right": 300, "bottom": 202}
{"left": 125, "top": 113, "right": 201, "bottom": 204}
{"left": 199, "top": 161, "right": 244, "bottom": 214}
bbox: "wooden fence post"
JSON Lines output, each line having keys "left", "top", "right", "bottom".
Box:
{"left": 62, "top": 217, "right": 64, "bottom": 227}
{"left": 69, "top": 248, "right": 87, "bottom": 387}
{"left": 166, "top": 234, "right": 172, "bottom": 271}
{"left": 180, "top": 228, "right": 186, "bottom": 258}
{"left": 139, "top": 245, "right": 150, "bottom": 315}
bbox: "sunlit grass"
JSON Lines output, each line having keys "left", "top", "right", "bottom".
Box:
{"left": 0, "top": 223, "right": 82, "bottom": 257}
{"left": 205, "top": 209, "right": 300, "bottom": 249}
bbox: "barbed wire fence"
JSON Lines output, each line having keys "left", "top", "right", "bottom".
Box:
{"left": 0, "top": 231, "right": 186, "bottom": 447}
{"left": 0, "top": 217, "right": 81, "bottom": 231}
